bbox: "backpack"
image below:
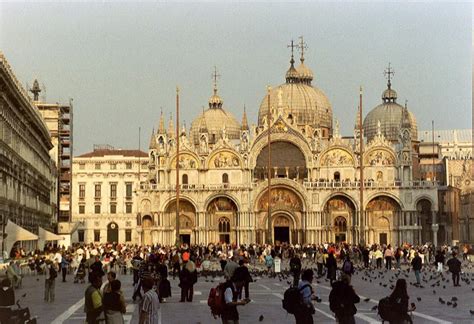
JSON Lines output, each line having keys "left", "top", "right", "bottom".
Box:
{"left": 378, "top": 297, "right": 400, "bottom": 321}
{"left": 282, "top": 284, "right": 311, "bottom": 314}
{"left": 208, "top": 283, "right": 226, "bottom": 317}
{"left": 49, "top": 266, "right": 57, "bottom": 279}
{"left": 343, "top": 261, "right": 352, "bottom": 273}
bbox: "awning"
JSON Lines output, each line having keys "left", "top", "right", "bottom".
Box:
{"left": 38, "top": 227, "right": 63, "bottom": 241}
{"left": 4, "top": 220, "right": 38, "bottom": 255}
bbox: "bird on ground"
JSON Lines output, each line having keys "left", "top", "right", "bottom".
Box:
{"left": 453, "top": 303, "right": 457, "bottom": 308}
{"left": 259, "top": 315, "right": 264, "bottom": 322}
{"left": 469, "top": 310, "right": 474, "bottom": 315}
{"left": 447, "top": 301, "right": 452, "bottom": 306}
{"left": 417, "top": 297, "right": 421, "bottom": 302}
{"left": 371, "top": 305, "right": 378, "bottom": 311}
{"left": 364, "top": 298, "right": 371, "bottom": 302}
{"left": 439, "top": 298, "right": 445, "bottom": 304}
{"left": 452, "top": 297, "right": 458, "bottom": 301}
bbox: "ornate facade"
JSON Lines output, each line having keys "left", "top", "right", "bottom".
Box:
{"left": 137, "top": 43, "right": 440, "bottom": 246}
{"left": 0, "top": 53, "right": 55, "bottom": 249}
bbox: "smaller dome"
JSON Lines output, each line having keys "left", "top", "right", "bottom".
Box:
{"left": 190, "top": 108, "right": 240, "bottom": 145}
{"left": 285, "top": 65, "right": 299, "bottom": 83}
{"left": 296, "top": 62, "right": 314, "bottom": 84}
{"left": 382, "top": 88, "right": 397, "bottom": 102}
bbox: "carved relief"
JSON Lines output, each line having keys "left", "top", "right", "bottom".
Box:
{"left": 258, "top": 188, "right": 302, "bottom": 211}
{"left": 210, "top": 151, "right": 240, "bottom": 168}
{"left": 171, "top": 153, "right": 198, "bottom": 169}
{"left": 140, "top": 199, "right": 151, "bottom": 214}
{"left": 320, "top": 149, "right": 354, "bottom": 166}
{"left": 367, "top": 197, "right": 399, "bottom": 211}
{"left": 179, "top": 215, "right": 193, "bottom": 229}
{"left": 274, "top": 215, "right": 290, "bottom": 227}
{"left": 365, "top": 149, "right": 395, "bottom": 166}
{"left": 325, "top": 197, "right": 354, "bottom": 212}
{"left": 207, "top": 197, "right": 237, "bottom": 214}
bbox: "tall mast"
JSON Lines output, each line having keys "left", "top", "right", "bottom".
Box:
{"left": 266, "top": 86, "right": 272, "bottom": 244}
{"left": 359, "top": 86, "right": 365, "bottom": 246}
{"left": 175, "top": 86, "right": 181, "bottom": 246}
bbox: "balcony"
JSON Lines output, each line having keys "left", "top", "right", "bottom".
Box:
{"left": 302, "top": 180, "right": 438, "bottom": 190}
{"left": 139, "top": 183, "right": 249, "bottom": 191}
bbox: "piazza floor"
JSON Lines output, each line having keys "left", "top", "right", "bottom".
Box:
{"left": 9, "top": 261, "right": 474, "bottom": 324}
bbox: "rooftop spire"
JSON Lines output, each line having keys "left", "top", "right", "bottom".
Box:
{"left": 209, "top": 66, "right": 223, "bottom": 108}
{"left": 158, "top": 107, "right": 165, "bottom": 134}
{"left": 29, "top": 79, "right": 41, "bottom": 101}
{"left": 149, "top": 127, "right": 155, "bottom": 149}
{"left": 298, "top": 36, "right": 308, "bottom": 63}
{"left": 199, "top": 106, "right": 208, "bottom": 133}
{"left": 383, "top": 62, "right": 395, "bottom": 89}
{"left": 241, "top": 105, "right": 249, "bottom": 130}
{"left": 212, "top": 65, "right": 220, "bottom": 95}
{"left": 287, "top": 39, "right": 296, "bottom": 67}
{"left": 167, "top": 113, "right": 175, "bottom": 138}
{"left": 285, "top": 39, "right": 299, "bottom": 83}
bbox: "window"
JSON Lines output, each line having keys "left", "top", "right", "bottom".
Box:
{"left": 110, "top": 164, "right": 117, "bottom": 170}
{"left": 79, "top": 163, "right": 85, "bottom": 170}
{"left": 125, "top": 229, "right": 132, "bottom": 242}
{"left": 95, "top": 163, "right": 101, "bottom": 170}
{"left": 126, "top": 162, "right": 132, "bottom": 169}
{"left": 126, "top": 203, "right": 132, "bottom": 214}
{"left": 78, "top": 230, "right": 84, "bottom": 242}
{"left": 334, "top": 172, "right": 340, "bottom": 182}
{"left": 182, "top": 174, "right": 188, "bottom": 185}
{"left": 110, "top": 183, "right": 117, "bottom": 198}
{"left": 125, "top": 183, "right": 133, "bottom": 198}
{"left": 94, "top": 205, "right": 101, "bottom": 214}
{"left": 79, "top": 205, "right": 85, "bottom": 214}
{"left": 222, "top": 173, "right": 229, "bottom": 184}
{"left": 218, "top": 217, "right": 231, "bottom": 233}
{"left": 79, "top": 184, "right": 85, "bottom": 198}
{"left": 94, "top": 230, "right": 100, "bottom": 242}
{"left": 110, "top": 204, "right": 116, "bottom": 214}
{"left": 94, "top": 184, "right": 101, "bottom": 198}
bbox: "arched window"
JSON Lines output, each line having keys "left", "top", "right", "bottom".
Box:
{"left": 182, "top": 174, "right": 188, "bottom": 185}
{"left": 334, "top": 172, "right": 340, "bottom": 182}
{"left": 334, "top": 216, "right": 347, "bottom": 232}
{"left": 218, "top": 217, "right": 231, "bottom": 243}
{"left": 222, "top": 173, "right": 229, "bottom": 184}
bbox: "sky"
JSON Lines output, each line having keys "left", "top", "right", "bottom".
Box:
{"left": 0, "top": 2, "right": 472, "bottom": 155}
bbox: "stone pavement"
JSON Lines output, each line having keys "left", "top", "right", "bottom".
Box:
{"left": 8, "top": 264, "right": 474, "bottom": 324}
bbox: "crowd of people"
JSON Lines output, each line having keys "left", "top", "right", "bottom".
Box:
{"left": 1, "top": 241, "right": 472, "bottom": 323}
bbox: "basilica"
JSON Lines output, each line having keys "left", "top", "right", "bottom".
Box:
{"left": 136, "top": 41, "right": 439, "bottom": 247}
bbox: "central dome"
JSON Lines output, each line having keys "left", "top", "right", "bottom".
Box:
{"left": 258, "top": 54, "right": 332, "bottom": 134}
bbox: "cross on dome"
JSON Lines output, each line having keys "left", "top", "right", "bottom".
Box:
{"left": 384, "top": 63, "right": 395, "bottom": 89}
{"left": 298, "top": 36, "right": 308, "bottom": 62}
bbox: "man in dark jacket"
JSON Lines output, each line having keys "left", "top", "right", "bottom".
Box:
{"left": 447, "top": 252, "right": 462, "bottom": 287}
{"left": 221, "top": 272, "right": 250, "bottom": 324}
{"left": 411, "top": 252, "right": 422, "bottom": 286}
{"left": 329, "top": 274, "right": 360, "bottom": 324}
{"left": 289, "top": 254, "right": 302, "bottom": 287}
{"left": 234, "top": 260, "right": 252, "bottom": 300}
{"left": 179, "top": 258, "right": 198, "bottom": 302}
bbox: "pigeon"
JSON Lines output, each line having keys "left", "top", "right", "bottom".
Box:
{"left": 433, "top": 290, "right": 436, "bottom": 294}
{"left": 447, "top": 301, "right": 452, "bottom": 306}
{"left": 364, "top": 298, "right": 371, "bottom": 302}
{"left": 417, "top": 297, "right": 421, "bottom": 302}
{"left": 371, "top": 305, "right": 378, "bottom": 311}
{"left": 452, "top": 297, "right": 458, "bottom": 301}
{"left": 453, "top": 303, "right": 457, "bottom": 308}
{"left": 439, "top": 298, "right": 445, "bottom": 304}
{"left": 259, "top": 315, "right": 264, "bottom": 322}
{"left": 470, "top": 310, "right": 474, "bottom": 315}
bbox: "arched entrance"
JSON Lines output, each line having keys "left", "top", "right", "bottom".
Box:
{"left": 142, "top": 215, "right": 153, "bottom": 245}
{"left": 324, "top": 196, "right": 355, "bottom": 243}
{"left": 107, "top": 222, "right": 119, "bottom": 243}
{"left": 273, "top": 214, "right": 292, "bottom": 244}
{"left": 366, "top": 196, "right": 400, "bottom": 245}
{"left": 165, "top": 199, "right": 196, "bottom": 245}
{"left": 207, "top": 196, "right": 238, "bottom": 244}
{"left": 417, "top": 199, "right": 432, "bottom": 244}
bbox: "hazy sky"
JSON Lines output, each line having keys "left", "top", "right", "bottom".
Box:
{"left": 1, "top": 2, "right": 471, "bottom": 155}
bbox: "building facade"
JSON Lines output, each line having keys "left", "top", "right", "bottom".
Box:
{"left": 136, "top": 46, "right": 439, "bottom": 247}
{"left": 71, "top": 145, "right": 147, "bottom": 244}
{"left": 0, "top": 53, "right": 55, "bottom": 248}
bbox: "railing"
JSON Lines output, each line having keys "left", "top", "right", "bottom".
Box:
{"left": 303, "top": 180, "right": 438, "bottom": 189}
{"left": 139, "top": 183, "right": 249, "bottom": 191}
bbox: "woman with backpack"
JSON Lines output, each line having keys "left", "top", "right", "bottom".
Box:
{"left": 381, "top": 279, "right": 413, "bottom": 324}
{"left": 329, "top": 274, "right": 360, "bottom": 324}
{"left": 326, "top": 252, "right": 337, "bottom": 285}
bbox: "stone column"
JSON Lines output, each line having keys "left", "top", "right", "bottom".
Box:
{"left": 432, "top": 211, "right": 438, "bottom": 247}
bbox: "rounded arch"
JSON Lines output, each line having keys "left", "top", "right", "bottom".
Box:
{"left": 414, "top": 195, "right": 436, "bottom": 210}
{"left": 161, "top": 195, "right": 198, "bottom": 212}
{"left": 142, "top": 215, "right": 153, "bottom": 227}
{"left": 140, "top": 199, "right": 152, "bottom": 214}
{"left": 206, "top": 148, "right": 243, "bottom": 169}
{"left": 363, "top": 147, "right": 397, "bottom": 166}
{"left": 204, "top": 193, "right": 241, "bottom": 212}
{"left": 365, "top": 192, "right": 404, "bottom": 210}
{"left": 318, "top": 146, "right": 356, "bottom": 167}
{"left": 321, "top": 192, "right": 359, "bottom": 211}
{"left": 261, "top": 210, "right": 298, "bottom": 229}
{"left": 249, "top": 133, "right": 313, "bottom": 169}
{"left": 376, "top": 216, "right": 391, "bottom": 229}
{"left": 253, "top": 184, "right": 306, "bottom": 213}
{"left": 167, "top": 151, "right": 200, "bottom": 169}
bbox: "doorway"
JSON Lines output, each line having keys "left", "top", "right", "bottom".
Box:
{"left": 335, "top": 233, "right": 346, "bottom": 243}
{"left": 274, "top": 227, "right": 290, "bottom": 243}
{"left": 379, "top": 233, "right": 387, "bottom": 245}
{"left": 107, "top": 222, "right": 118, "bottom": 243}
{"left": 180, "top": 234, "right": 191, "bottom": 245}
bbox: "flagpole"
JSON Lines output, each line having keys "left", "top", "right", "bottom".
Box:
{"left": 359, "top": 86, "right": 365, "bottom": 246}
{"left": 266, "top": 86, "right": 272, "bottom": 245}
{"left": 175, "top": 87, "right": 181, "bottom": 247}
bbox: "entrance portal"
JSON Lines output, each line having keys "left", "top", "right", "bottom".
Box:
{"left": 180, "top": 234, "right": 191, "bottom": 245}
{"left": 335, "top": 233, "right": 346, "bottom": 243}
{"left": 107, "top": 222, "right": 118, "bottom": 243}
{"left": 274, "top": 227, "right": 290, "bottom": 243}
{"left": 379, "top": 233, "right": 388, "bottom": 245}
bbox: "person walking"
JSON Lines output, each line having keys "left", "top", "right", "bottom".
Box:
{"left": 447, "top": 252, "right": 462, "bottom": 287}
{"left": 60, "top": 255, "right": 69, "bottom": 282}
{"left": 295, "top": 269, "right": 318, "bottom": 324}
{"left": 179, "top": 254, "right": 198, "bottom": 302}
{"left": 329, "top": 274, "right": 360, "bottom": 324}
{"left": 326, "top": 252, "right": 337, "bottom": 286}
{"left": 435, "top": 250, "right": 445, "bottom": 273}
{"left": 341, "top": 256, "right": 354, "bottom": 280}
{"left": 411, "top": 252, "right": 422, "bottom": 287}
{"left": 316, "top": 248, "right": 324, "bottom": 277}
{"left": 361, "top": 246, "right": 370, "bottom": 269}
{"left": 375, "top": 248, "right": 383, "bottom": 269}
{"left": 139, "top": 277, "right": 159, "bottom": 324}
{"left": 234, "top": 260, "right": 252, "bottom": 300}
{"left": 289, "top": 254, "right": 302, "bottom": 287}
{"left": 221, "top": 271, "right": 250, "bottom": 324}
{"left": 85, "top": 271, "right": 104, "bottom": 324}
{"left": 44, "top": 259, "right": 58, "bottom": 303}
{"left": 384, "top": 245, "right": 393, "bottom": 270}
{"left": 386, "top": 279, "right": 414, "bottom": 324}
{"left": 103, "top": 279, "right": 126, "bottom": 324}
